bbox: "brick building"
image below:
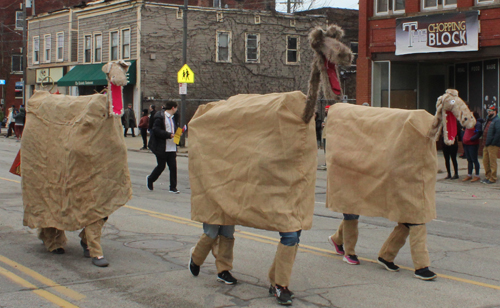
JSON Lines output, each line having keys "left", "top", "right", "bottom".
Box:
{"left": 357, "top": 0, "right": 500, "bottom": 118}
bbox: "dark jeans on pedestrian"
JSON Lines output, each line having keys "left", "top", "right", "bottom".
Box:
{"left": 463, "top": 144, "right": 480, "bottom": 176}
{"left": 279, "top": 230, "right": 302, "bottom": 246}
{"left": 6, "top": 123, "right": 15, "bottom": 137}
{"left": 140, "top": 128, "right": 148, "bottom": 148}
{"left": 124, "top": 127, "right": 135, "bottom": 137}
{"left": 443, "top": 143, "right": 458, "bottom": 176}
{"left": 149, "top": 151, "right": 177, "bottom": 190}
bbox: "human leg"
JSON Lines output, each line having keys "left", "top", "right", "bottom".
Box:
{"left": 190, "top": 224, "right": 220, "bottom": 275}
{"left": 215, "top": 225, "right": 236, "bottom": 284}
{"left": 149, "top": 152, "right": 167, "bottom": 183}
{"left": 443, "top": 145, "right": 452, "bottom": 178}
{"left": 329, "top": 220, "right": 344, "bottom": 255}
{"left": 483, "top": 146, "right": 491, "bottom": 181}
{"left": 38, "top": 228, "right": 67, "bottom": 253}
{"left": 407, "top": 224, "right": 436, "bottom": 280}
{"left": 166, "top": 152, "right": 178, "bottom": 191}
{"left": 488, "top": 145, "right": 499, "bottom": 183}
{"left": 269, "top": 231, "right": 300, "bottom": 305}
{"left": 450, "top": 142, "right": 459, "bottom": 178}
{"left": 378, "top": 223, "right": 409, "bottom": 264}
{"left": 140, "top": 128, "right": 148, "bottom": 149}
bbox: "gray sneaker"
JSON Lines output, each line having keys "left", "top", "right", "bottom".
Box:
{"left": 92, "top": 257, "right": 109, "bottom": 267}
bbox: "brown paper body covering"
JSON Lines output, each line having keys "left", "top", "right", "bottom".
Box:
{"left": 189, "top": 91, "right": 317, "bottom": 232}
{"left": 21, "top": 91, "right": 132, "bottom": 231}
{"left": 326, "top": 103, "right": 437, "bottom": 224}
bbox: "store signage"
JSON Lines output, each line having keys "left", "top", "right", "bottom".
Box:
{"left": 36, "top": 67, "right": 64, "bottom": 83}
{"left": 0, "top": 80, "right": 5, "bottom": 85}
{"left": 15, "top": 81, "right": 23, "bottom": 92}
{"left": 395, "top": 11, "right": 479, "bottom": 55}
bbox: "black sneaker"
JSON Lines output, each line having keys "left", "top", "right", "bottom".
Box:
{"left": 217, "top": 271, "right": 237, "bottom": 285}
{"left": 146, "top": 176, "right": 153, "bottom": 191}
{"left": 377, "top": 257, "right": 399, "bottom": 272}
{"left": 169, "top": 189, "right": 180, "bottom": 194}
{"left": 481, "top": 179, "right": 490, "bottom": 184}
{"left": 269, "top": 284, "right": 294, "bottom": 299}
{"left": 50, "top": 248, "right": 65, "bottom": 254}
{"left": 188, "top": 247, "right": 200, "bottom": 276}
{"left": 444, "top": 174, "right": 452, "bottom": 179}
{"left": 414, "top": 267, "right": 437, "bottom": 280}
{"left": 451, "top": 174, "right": 459, "bottom": 180}
{"left": 273, "top": 285, "right": 293, "bottom": 305}
{"left": 80, "top": 240, "right": 90, "bottom": 258}
{"left": 92, "top": 256, "right": 109, "bottom": 267}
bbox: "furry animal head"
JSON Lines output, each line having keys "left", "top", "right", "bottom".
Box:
{"left": 102, "top": 60, "right": 131, "bottom": 87}
{"left": 429, "top": 89, "right": 476, "bottom": 145}
{"left": 303, "top": 24, "right": 354, "bottom": 123}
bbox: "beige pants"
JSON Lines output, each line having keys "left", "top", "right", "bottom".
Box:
{"left": 268, "top": 243, "right": 299, "bottom": 287}
{"left": 38, "top": 228, "right": 67, "bottom": 252}
{"left": 79, "top": 218, "right": 106, "bottom": 258}
{"left": 330, "top": 220, "right": 359, "bottom": 255}
{"left": 192, "top": 234, "right": 234, "bottom": 273}
{"left": 483, "top": 145, "right": 499, "bottom": 183}
{"left": 379, "top": 223, "right": 430, "bottom": 270}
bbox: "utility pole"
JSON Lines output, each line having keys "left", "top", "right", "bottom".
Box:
{"left": 22, "top": 0, "right": 27, "bottom": 106}
{"left": 180, "top": 0, "right": 188, "bottom": 146}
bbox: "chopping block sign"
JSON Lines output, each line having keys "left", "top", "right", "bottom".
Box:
{"left": 177, "top": 64, "right": 194, "bottom": 84}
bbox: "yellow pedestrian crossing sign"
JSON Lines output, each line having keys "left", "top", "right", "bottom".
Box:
{"left": 177, "top": 64, "right": 194, "bottom": 84}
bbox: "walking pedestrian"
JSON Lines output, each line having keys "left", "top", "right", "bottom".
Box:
{"left": 122, "top": 104, "right": 136, "bottom": 137}
{"left": 138, "top": 109, "right": 149, "bottom": 150}
{"left": 13, "top": 106, "right": 25, "bottom": 141}
{"left": 481, "top": 106, "right": 500, "bottom": 184}
{"left": 328, "top": 214, "right": 360, "bottom": 264}
{"left": 442, "top": 132, "right": 459, "bottom": 179}
{"left": 462, "top": 111, "right": 483, "bottom": 182}
{"left": 147, "top": 101, "right": 179, "bottom": 193}
{"left": 5, "top": 106, "right": 17, "bottom": 138}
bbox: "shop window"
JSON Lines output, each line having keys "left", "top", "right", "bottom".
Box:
{"left": 56, "top": 32, "right": 64, "bottom": 61}
{"left": 94, "top": 34, "right": 102, "bottom": 63}
{"left": 422, "top": 0, "right": 456, "bottom": 11}
{"left": 476, "top": 0, "right": 495, "bottom": 5}
{"left": 214, "top": 0, "right": 221, "bottom": 8}
{"left": 44, "top": 35, "right": 51, "bottom": 63}
{"left": 15, "top": 82, "right": 23, "bottom": 99}
{"left": 33, "top": 36, "right": 39, "bottom": 64}
{"left": 246, "top": 33, "right": 260, "bottom": 63}
{"left": 375, "top": 0, "right": 405, "bottom": 15}
{"left": 11, "top": 55, "right": 23, "bottom": 73}
{"left": 122, "top": 29, "right": 130, "bottom": 59}
{"left": 84, "top": 35, "right": 92, "bottom": 63}
{"left": 15, "top": 11, "right": 24, "bottom": 30}
{"left": 286, "top": 36, "right": 299, "bottom": 65}
{"left": 350, "top": 42, "right": 358, "bottom": 66}
{"left": 110, "top": 31, "right": 119, "bottom": 60}
{"left": 216, "top": 31, "right": 231, "bottom": 63}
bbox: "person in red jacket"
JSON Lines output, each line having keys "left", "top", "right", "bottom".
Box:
{"left": 138, "top": 109, "right": 149, "bottom": 150}
{"left": 462, "top": 111, "right": 484, "bottom": 182}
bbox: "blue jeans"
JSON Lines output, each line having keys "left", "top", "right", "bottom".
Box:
{"left": 279, "top": 230, "right": 302, "bottom": 246}
{"left": 203, "top": 223, "right": 235, "bottom": 239}
{"left": 343, "top": 214, "right": 359, "bottom": 220}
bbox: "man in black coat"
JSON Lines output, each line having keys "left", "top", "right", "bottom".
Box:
{"left": 147, "top": 101, "right": 179, "bottom": 193}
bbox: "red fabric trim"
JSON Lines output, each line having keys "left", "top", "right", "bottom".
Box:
{"left": 325, "top": 58, "right": 341, "bottom": 95}
{"left": 446, "top": 111, "right": 457, "bottom": 142}
{"left": 110, "top": 83, "right": 123, "bottom": 116}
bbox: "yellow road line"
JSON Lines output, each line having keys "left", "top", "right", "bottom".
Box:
{"left": 0, "top": 176, "right": 20, "bottom": 184}
{"left": 0, "top": 265, "right": 80, "bottom": 308}
{"left": 2, "top": 177, "right": 500, "bottom": 291}
{"left": 0, "top": 255, "right": 85, "bottom": 301}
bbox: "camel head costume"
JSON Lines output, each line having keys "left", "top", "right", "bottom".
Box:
{"left": 21, "top": 60, "right": 132, "bottom": 231}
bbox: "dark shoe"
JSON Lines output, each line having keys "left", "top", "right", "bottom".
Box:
{"left": 269, "top": 284, "right": 294, "bottom": 299}
{"left": 140, "top": 147, "right": 147, "bottom": 150}
{"left": 273, "top": 285, "right": 293, "bottom": 305}
{"left": 486, "top": 180, "right": 496, "bottom": 184}
{"left": 328, "top": 236, "right": 344, "bottom": 255}
{"left": 343, "top": 254, "right": 360, "bottom": 265}
{"left": 188, "top": 247, "right": 200, "bottom": 276}
{"left": 50, "top": 248, "right": 65, "bottom": 254}
{"left": 482, "top": 179, "right": 492, "bottom": 184}
{"left": 147, "top": 176, "right": 153, "bottom": 191}
{"left": 80, "top": 240, "right": 91, "bottom": 258}
{"left": 414, "top": 267, "right": 436, "bottom": 280}
{"left": 377, "top": 257, "right": 399, "bottom": 272}
{"left": 169, "top": 189, "right": 180, "bottom": 194}
{"left": 444, "top": 174, "right": 452, "bottom": 179}
{"left": 451, "top": 174, "right": 459, "bottom": 180}
{"left": 217, "top": 270, "right": 237, "bottom": 285}
{"left": 92, "top": 256, "right": 109, "bottom": 267}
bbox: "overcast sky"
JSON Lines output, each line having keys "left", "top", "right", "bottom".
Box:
{"left": 275, "top": 0, "right": 359, "bottom": 12}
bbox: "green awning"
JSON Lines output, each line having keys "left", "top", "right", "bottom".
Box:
{"left": 57, "top": 60, "right": 136, "bottom": 86}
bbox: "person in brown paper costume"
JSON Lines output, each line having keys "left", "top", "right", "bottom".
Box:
{"left": 325, "top": 89, "right": 475, "bottom": 280}
{"left": 188, "top": 24, "right": 352, "bottom": 305}
{"left": 21, "top": 60, "right": 132, "bottom": 267}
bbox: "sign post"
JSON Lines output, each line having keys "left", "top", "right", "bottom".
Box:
{"left": 177, "top": 63, "right": 194, "bottom": 146}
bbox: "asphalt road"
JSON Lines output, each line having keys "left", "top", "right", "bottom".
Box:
{"left": 0, "top": 136, "right": 499, "bottom": 308}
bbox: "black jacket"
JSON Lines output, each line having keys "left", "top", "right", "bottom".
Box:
{"left": 485, "top": 115, "right": 500, "bottom": 147}
{"left": 148, "top": 110, "right": 173, "bottom": 154}
{"left": 148, "top": 109, "right": 157, "bottom": 131}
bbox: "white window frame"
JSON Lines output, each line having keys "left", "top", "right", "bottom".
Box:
{"left": 33, "top": 36, "right": 40, "bottom": 64}
{"left": 214, "top": 0, "right": 221, "bottom": 8}
{"left": 216, "top": 31, "right": 231, "bottom": 63}
{"left": 11, "top": 54, "right": 23, "bottom": 74}
{"left": 121, "top": 28, "right": 131, "bottom": 60}
{"left": 254, "top": 15, "right": 261, "bottom": 24}
{"left": 84, "top": 34, "right": 92, "bottom": 63}
{"left": 350, "top": 42, "right": 358, "bottom": 67}
{"left": 94, "top": 33, "right": 102, "bottom": 63}
{"left": 44, "top": 34, "right": 51, "bottom": 63}
{"left": 421, "top": 0, "right": 456, "bottom": 11}
{"left": 15, "top": 11, "right": 24, "bottom": 30}
{"left": 110, "top": 30, "right": 119, "bottom": 61}
{"left": 375, "top": 0, "right": 406, "bottom": 15}
{"left": 56, "top": 32, "right": 64, "bottom": 62}
{"left": 245, "top": 33, "right": 260, "bottom": 63}
{"left": 286, "top": 35, "right": 300, "bottom": 65}
{"left": 176, "top": 8, "right": 183, "bottom": 19}
{"left": 476, "top": 0, "right": 494, "bottom": 5}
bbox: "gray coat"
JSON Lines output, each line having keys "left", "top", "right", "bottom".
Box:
{"left": 122, "top": 108, "right": 137, "bottom": 129}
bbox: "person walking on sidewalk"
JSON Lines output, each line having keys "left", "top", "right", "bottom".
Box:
{"left": 138, "top": 109, "right": 149, "bottom": 150}
{"left": 462, "top": 111, "right": 483, "bottom": 182}
{"left": 5, "top": 106, "right": 17, "bottom": 138}
{"left": 13, "top": 106, "right": 26, "bottom": 141}
{"left": 188, "top": 224, "right": 237, "bottom": 285}
{"left": 328, "top": 214, "right": 360, "bottom": 265}
{"left": 122, "top": 104, "right": 136, "bottom": 137}
{"left": 481, "top": 106, "right": 500, "bottom": 184}
{"left": 147, "top": 101, "right": 179, "bottom": 193}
